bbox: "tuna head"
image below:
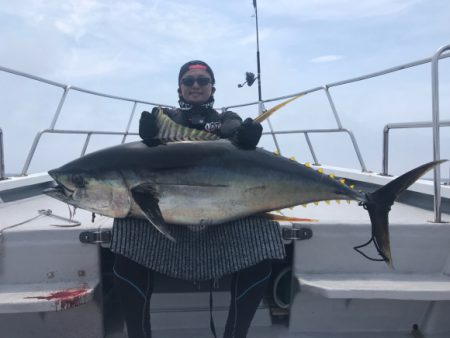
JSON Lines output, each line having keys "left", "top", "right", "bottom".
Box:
{"left": 45, "top": 166, "right": 131, "bottom": 218}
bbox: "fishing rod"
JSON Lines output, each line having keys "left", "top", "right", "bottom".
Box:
{"left": 238, "top": 0, "right": 263, "bottom": 113}
{"left": 237, "top": 0, "right": 283, "bottom": 153}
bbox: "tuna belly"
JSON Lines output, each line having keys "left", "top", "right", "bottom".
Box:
{"left": 156, "top": 183, "right": 253, "bottom": 225}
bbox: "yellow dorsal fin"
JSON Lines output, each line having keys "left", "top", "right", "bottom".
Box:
{"left": 155, "top": 107, "right": 219, "bottom": 141}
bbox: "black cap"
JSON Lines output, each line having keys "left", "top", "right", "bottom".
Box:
{"left": 178, "top": 60, "right": 215, "bottom": 85}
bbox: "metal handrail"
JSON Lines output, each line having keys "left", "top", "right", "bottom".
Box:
{"left": 264, "top": 128, "right": 365, "bottom": 169}
{"left": 221, "top": 53, "right": 450, "bottom": 173}
{"left": 0, "top": 128, "right": 4, "bottom": 180}
{"left": 225, "top": 85, "right": 368, "bottom": 171}
{"left": 0, "top": 64, "right": 174, "bottom": 175}
{"left": 431, "top": 44, "right": 450, "bottom": 222}
{"left": 21, "top": 129, "right": 139, "bottom": 175}
{"left": 1, "top": 46, "right": 449, "bottom": 195}
{"left": 382, "top": 120, "right": 450, "bottom": 176}
{"left": 222, "top": 53, "right": 450, "bottom": 110}
{"left": 0, "top": 65, "right": 172, "bottom": 109}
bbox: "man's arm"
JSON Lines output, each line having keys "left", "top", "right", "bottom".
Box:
{"left": 220, "top": 111, "right": 263, "bottom": 149}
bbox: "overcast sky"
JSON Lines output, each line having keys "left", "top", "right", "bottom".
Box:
{"left": 0, "top": 0, "right": 449, "bottom": 177}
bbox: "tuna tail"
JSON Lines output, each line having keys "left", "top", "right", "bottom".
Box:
{"left": 355, "top": 159, "right": 446, "bottom": 268}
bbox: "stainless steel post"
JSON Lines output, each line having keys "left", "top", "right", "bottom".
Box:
{"left": 431, "top": 44, "right": 450, "bottom": 222}
{"left": 382, "top": 125, "right": 390, "bottom": 175}
{"left": 323, "top": 86, "right": 343, "bottom": 129}
{"left": 122, "top": 101, "right": 138, "bottom": 144}
{"left": 304, "top": 133, "right": 319, "bottom": 165}
{"left": 81, "top": 133, "right": 92, "bottom": 156}
{"left": 260, "top": 101, "right": 281, "bottom": 154}
{"left": 50, "top": 86, "right": 71, "bottom": 129}
{"left": 0, "top": 128, "right": 5, "bottom": 180}
{"left": 346, "top": 130, "right": 367, "bottom": 172}
{"left": 21, "top": 131, "right": 45, "bottom": 175}
{"left": 382, "top": 121, "right": 450, "bottom": 176}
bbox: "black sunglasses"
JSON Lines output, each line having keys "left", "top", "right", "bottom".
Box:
{"left": 181, "top": 76, "right": 212, "bottom": 87}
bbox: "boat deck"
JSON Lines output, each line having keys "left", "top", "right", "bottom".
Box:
{"left": 1, "top": 170, "right": 450, "bottom": 338}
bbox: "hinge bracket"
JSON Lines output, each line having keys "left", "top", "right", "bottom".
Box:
{"left": 282, "top": 227, "right": 313, "bottom": 241}
{"left": 79, "top": 230, "right": 111, "bottom": 244}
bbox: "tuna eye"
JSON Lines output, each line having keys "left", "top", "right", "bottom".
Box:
{"left": 72, "top": 174, "right": 86, "bottom": 188}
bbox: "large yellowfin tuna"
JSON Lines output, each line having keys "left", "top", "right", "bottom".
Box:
{"left": 44, "top": 109, "right": 445, "bottom": 267}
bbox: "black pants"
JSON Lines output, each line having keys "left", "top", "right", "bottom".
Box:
{"left": 113, "top": 254, "right": 272, "bottom": 338}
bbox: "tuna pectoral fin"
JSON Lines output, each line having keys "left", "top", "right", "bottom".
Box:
{"left": 131, "top": 186, "right": 175, "bottom": 242}
{"left": 359, "top": 159, "right": 446, "bottom": 268}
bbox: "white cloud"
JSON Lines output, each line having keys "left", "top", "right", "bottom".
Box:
{"left": 236, "top": 28, "right": 271, "bottom": 46}
{"left": 310, "top": 55, "right": 343, "bottom": 63}
{"left": 259, "top": 0, "right": 421, "bottom": 20}
{"left": 0, "top": 0, "right": 245, "bottom": 82}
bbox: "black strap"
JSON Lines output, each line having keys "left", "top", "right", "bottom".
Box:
{"left": 209, "top": 280, "right": 217, "bottom": 338}
{"left": 353, "top": 236, "right": 388, "bottom": 262}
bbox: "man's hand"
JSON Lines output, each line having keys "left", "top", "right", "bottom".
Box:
{"left": 139, "top": 110, "right": 158, "bottom": 140}
{"left": 235, "top": 118, "right": 263, "bottom": 149}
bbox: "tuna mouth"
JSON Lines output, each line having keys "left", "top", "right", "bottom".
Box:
{"left": 48, "top": 169, "right": 58, "bottom": 181}
{"left": 47, "top": 169, "right": 75, "bottom": 194}
{"left": 43, "top": 185, "right": 73, "bottom": 199}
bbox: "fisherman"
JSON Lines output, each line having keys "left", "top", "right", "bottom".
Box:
{"left": 110, "top": 60, "right": 286, "bottom": 338}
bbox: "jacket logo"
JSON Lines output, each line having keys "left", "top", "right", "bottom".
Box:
{"left": 204, "top": 122, "right": 221, "bottom": 132}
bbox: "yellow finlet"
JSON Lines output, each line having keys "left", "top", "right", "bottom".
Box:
{"left": 336, "top": 200, "right": 341, "bottom": 204}
{"left": 313, "top": 202, "right": 319, "bottom": 205}
{"left": 328, "top": 174, "right": 335, "bottom": 179}
{"left": 289, "top": 156, "right": 296, "bottom": 161}
{"left": 325, "top": 200, "right": 330, "bottom": 205}
{"left": 302, "top": 204, "right": 307, "bottom": 208}
{"left": 346, "top": 200, "right": 351, "bottom": 204}
{"left": 304, "top": 162, "right": 311, "bottom": 168}
{"left": 339, "top": 179, "right": 346, "bottom": 184}
{"left": 317, "top": 168, "right": 324, "bottom": 174}
{"left": 350, "top": 184, "right": 355, "bottom": 189}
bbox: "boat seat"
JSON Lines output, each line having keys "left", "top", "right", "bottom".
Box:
{"left": 297, "top": 273, "right": 450, "bottom": 301}
{"left": 0, "top": 281, "right": 98, "bottom": 313}
{"left": 288, "top": 219, "right": 450, "bottom": 334}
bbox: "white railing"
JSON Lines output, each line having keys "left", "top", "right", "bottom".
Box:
{"left": 1, "top": 45, "right": 449, "bottom": 221}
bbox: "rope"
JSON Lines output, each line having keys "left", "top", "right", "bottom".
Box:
{"left": 0, "top": 209, "right": 80, "bottom": 240}
{"left": 0, "top": 213, "right": 44, "bottom": 239}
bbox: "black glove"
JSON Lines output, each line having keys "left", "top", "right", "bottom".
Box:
{"left": 235, "top": 118, "right": 262, "bottom": 149}
{"left": 139, "top": 110, "right": 158, "bottom": 140}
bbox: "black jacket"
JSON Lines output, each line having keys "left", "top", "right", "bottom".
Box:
{"left": 139, "top": 106, "right": 262, "bottom": 149}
